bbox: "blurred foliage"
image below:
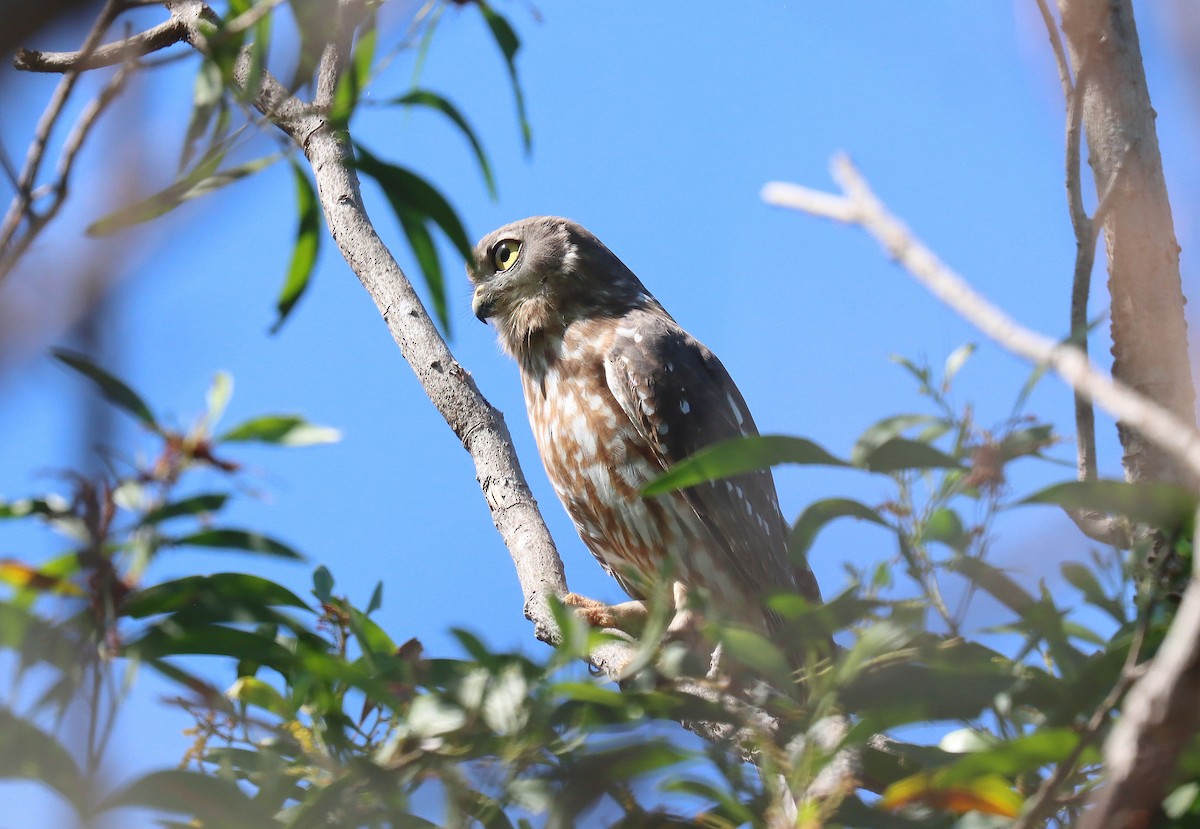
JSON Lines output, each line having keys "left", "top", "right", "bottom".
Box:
{"left": 6, "top": 1, "right": 1200, "bottom": 826}
{"left": 4, "top": 345, "right": 1199, "bottom": 827}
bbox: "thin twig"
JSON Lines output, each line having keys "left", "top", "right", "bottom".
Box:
{"left": 1012, "top": 604, "right": 1151, "bottom": 828}
{"left": 1035, "top": 0, "right": 1073, "bottom": 99}
{"left": 0, "top": 0, "right": 123, "bottom": 280}
{"left": 762, "top": 156, "right": 1200, "bottom": 485}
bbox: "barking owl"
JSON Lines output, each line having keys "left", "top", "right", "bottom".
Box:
{"left": 468, "top": 216, "right": 820, "bottom": 641}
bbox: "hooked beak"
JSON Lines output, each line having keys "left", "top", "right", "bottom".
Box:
{"left": 471, "top": 286, "right": 496, "bottom": 323}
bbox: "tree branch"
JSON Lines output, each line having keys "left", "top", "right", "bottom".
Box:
{"left": 12, "top": 14, "right": 186, "bottom": 73}
{"left": 765, "top": 154, "right": 1200, "bottom": 829}
{"left": 763, "top": 156, "right": 1200, "bottom": 485}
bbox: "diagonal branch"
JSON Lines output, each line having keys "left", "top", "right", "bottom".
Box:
{"left": 763, "top": 156, "right": 1200, "bottom": 486}
{"left": 764, "top": 153, "right": 1200, "bottom": 829}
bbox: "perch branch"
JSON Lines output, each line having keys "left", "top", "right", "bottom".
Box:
{"left": 762, "top": 156, "right": 1200, "bottom": 485}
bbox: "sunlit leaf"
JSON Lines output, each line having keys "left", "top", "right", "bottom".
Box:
{"left": 643, "top": 435, "right": 845, "bottom": 496}
{"left": 942, "top": 342, "right": 976, "bottom": 387}
{"left": 0, "top": 559, "right": 82, "bottom": 596}
{"left": 219, "top": 414, "right": 340, "bottom": 446}
{"left": 272, "top": 161, "right": 321, "bottom": 334}
{"left": 173, "top": 528, "right": 303, "bottom": 560}
{"left": 366, "top": 581, "right": 383, "bottom": 615}
{"left": 227, "top": 676, "right": 294, "bottom": 719}
{"left": 205, "top": 370, "right": 234, "bottom": 430}
{"left": 52, "top": 348, "right": 158, "bottom": 428}
{"left": 881, "top": 771, "right": 1022, "bottom": 817}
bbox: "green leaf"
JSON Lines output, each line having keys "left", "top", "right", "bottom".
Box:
{"left": 351, "top": 145, "right": 476, "bottom": 333}
{"left": 389, "top": 90, "right": 497, "bottom": 198}
{"left": 942, "top": 342, "right": 976, "bottom": 387}
{"left": 121, "top": 573, "right": 310, "bottom": 618}
{"left": 97, "top": 769, "right": 269, "bottom": 827}
{"left": 329, "top": 13, "right": 376, "bottom": 126}
{"left": 997, "top": 424, "right": 1055, "bottom": 462}
{"left": 205, "top": 370, "right": 233, "bottom": 429}
{"left": 0, "top": 707, "right": 88, "bottom": 811}
{"left": 219, "top": 414, "right": 340, "bottom": 445}
{"left": 127, "top": 624, "right": 296, "bottom": 670}
{"left": 713, "top": 624, "right": 792, "bottom": 687}
{"left": 477, "top": 2, "right": 531, "bottom": 151}
{"left": 789, "top": 497, "right": 889, "bottom": 561}
{"left": 52, "top": 348, "right": 157, "bottom": 428}
{"left": 354, "top": 146, "right": 473, "bottom": 259}
{"left": 858, "top": 437, "right": 962, "bottom": 473}
{"left": 1060, "top": 562, "right": 1125, "bottom": 622}
{"left": 272, "top": 161, "right": 321, "bottom": 334}
{"left": 141, "top": 493, "right": 229, "bottom": 525}
{"left": 173, "top": 528, "right": 304, "bottom": 560}
{"left": 1019, "top": 479, "right": 1197, "bottom": 533}
{"left": 366, "top": 581, "right": 383, "bottom": 615}
{"left": 642, "top": 434, "right": 846, "bottom": 496}
{"left": 227, "top": 676, "right": 294, "bottom": 719}
{"left": 938, "top": 729, "right": 1091, "bottom": 785}
{"left": 921, "top": 508, "right": 968, "bottom": 553}
{"left": 179, "top": 60, "right": 224, "bottom": 171}
{"left": 0, "top": 496, "right": 63, "bottom": 520}
{"left": 852, "top": 413, "right": 945, "bottom": 463}
{"left": 313, "top": 565, "right": 334, "bottom": 603}
{"left": 88, "top": 152, "right": 279, "bottom": 236}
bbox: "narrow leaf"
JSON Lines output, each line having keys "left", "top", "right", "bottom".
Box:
{"left": 272, "top": 161, "right": 321, "bottom": 334}
{"left": 173, "top": 528, "right": 303, "bottom": 560}
{"left": 477, "top": 2, "right": 530, "bottom": 151}
{"left": 643, "top": 434, "right": 846, "bottom": 496}
{"left": 121, "top": 573, "right": 310, "bottom": 618}
{"left": 390, "top": 90, "right": 497, "bottom": 198}
{"left": 858, "top": 437, "right": 962, "bottom": 473}
{"left": 141, "top": 493, "right": 229, "bottom": 525}
{"left": 219, "top": 414, "right": 340, "bottom": 446}
{"left": 1019, "top": 479, "right": 1196, "bottom": 532}
{"left": 52, "top": 348, "right": 157, "bottom": 428}
{"left": 789, "top": 498, "right": 888, "bottom": 561}
{"left": 0, "top": 707, "right": 88, "bottom": 810}
{"left": 98, "top": 769, "right": 268, "bottom": 827}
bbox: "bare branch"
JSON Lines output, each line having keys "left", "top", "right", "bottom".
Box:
{"left": 0, "top": 0, "right": 122, "bottom": 280}
{"left": 1079, "top": 570, "right": 1200, "bottom": 829}
{"left": 1035, "top": 0, "right": 1073, "bottom": 99}
{"left": 762, "top": 156, "right": 1200, "bottom": 485}
{"left": 13, "top": 15, "right": 186, "bottom": 73}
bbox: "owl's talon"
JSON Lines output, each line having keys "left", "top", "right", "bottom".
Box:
{"left": 562, "top": 592, "right": 647, "bottom": 636}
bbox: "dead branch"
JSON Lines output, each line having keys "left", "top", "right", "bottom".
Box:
{"left": 763, "top": 157, "right": 1200, "bottom": 486}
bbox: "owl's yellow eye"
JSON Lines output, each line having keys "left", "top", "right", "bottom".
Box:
{"left": 492, "top": 239, "right": 522, "bottom": 272}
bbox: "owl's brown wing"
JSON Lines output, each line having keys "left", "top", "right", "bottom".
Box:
{"left": 603, "top": 309, "right": 821, "bottom": 606}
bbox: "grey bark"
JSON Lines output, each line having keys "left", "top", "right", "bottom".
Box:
{"left": 1055, "top": 1, "right": 1200, "bottom": 825}
{"left": 1058, "top": 0, "right": 1197, "bottom": 487}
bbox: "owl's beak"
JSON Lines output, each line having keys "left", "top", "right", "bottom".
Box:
{"left": 471, "top": 286, "right": 496, "bottom": 323}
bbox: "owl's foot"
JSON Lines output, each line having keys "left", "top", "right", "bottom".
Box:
{"left": 562, "top": 592, "right": 647, "bottom": 636}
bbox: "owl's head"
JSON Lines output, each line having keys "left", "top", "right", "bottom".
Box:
{"left": 467, "top": 216, "right": 650, "bottom": 358}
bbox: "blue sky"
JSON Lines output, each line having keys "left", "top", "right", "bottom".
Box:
{"left": 2, "top": 2, "right": 1199, "bottom": 825}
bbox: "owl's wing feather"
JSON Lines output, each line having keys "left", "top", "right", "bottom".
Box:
{"left": 603, "top": 310, "right": 820, "bottom": 604}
